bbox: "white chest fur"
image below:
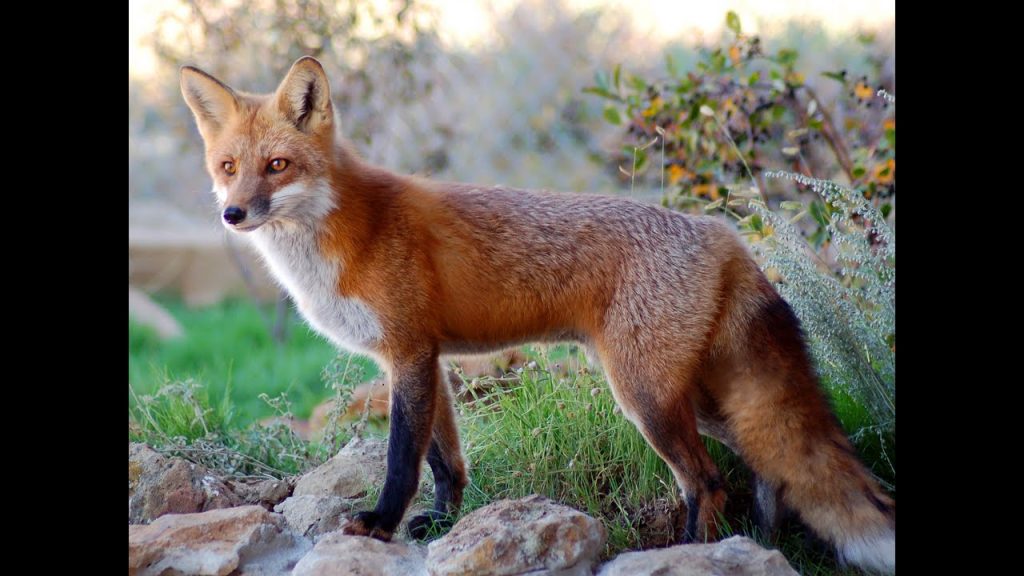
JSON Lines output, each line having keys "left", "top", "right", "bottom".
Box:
{"left": 249, "top": 223, "right": 383, "bottom": 353}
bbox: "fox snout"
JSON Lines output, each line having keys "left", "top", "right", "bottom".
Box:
{"left": 223, "top": 206, "right": 247, "bottom": 225}
{"left": 216, "top": 193, "right": 270, "bottom": 231}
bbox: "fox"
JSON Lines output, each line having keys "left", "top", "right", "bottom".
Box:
{"left": 181, "top": 56, "right": 894, "bottom": 573}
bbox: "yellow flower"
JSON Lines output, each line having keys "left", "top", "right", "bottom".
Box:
{"left": 883, "top": 118, "right": 895, "bottom": 131}
{"left": 692, "top": 183, "right": 720, "bottom": 200}
{"left": 642, "top": 97, "right": 663, "bottom": 118}
{"left": 854, "top": 82, "right": 874, "bottom": 100}
{"left": 667, "top": 165, "right": 693, "bottom": 186}
{"left": 667, "top": 165, "right": 684, "bottom": 185}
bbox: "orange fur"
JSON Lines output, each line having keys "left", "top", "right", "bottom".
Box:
{"left": 181, "top": 57, "right": 894, "bottom": 572}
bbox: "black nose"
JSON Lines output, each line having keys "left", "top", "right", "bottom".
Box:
{"left": 223, "top": 206, "right": 247, "bottom": 225}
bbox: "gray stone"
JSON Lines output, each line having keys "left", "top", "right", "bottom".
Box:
{"left": 596, "top": 536, "right": 798, "bottom": 576}
{"left": 294, "top": 437, "right": 388, "bottom": 499}
{"left": 275, "top": 494, "right": 355, "bottom": 540}
{"left": 293, "top": 532, "right": 427, "bottom": 576}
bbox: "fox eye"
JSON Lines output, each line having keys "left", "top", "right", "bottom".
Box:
{"left": 223, "top": 161, "right": 236, "bottom": 175}
{"left": 268, "top": 158, "right": 289, "bottom": 174}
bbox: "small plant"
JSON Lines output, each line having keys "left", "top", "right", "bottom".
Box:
{"left": 318, "top": 353, "right": 372, "bottom": 454}
{"left": 130, "top": 378, "right": 321, "bottom": 478}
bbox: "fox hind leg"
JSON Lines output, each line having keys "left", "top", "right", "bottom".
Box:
{"left": 599, "top": 354, "right": 726, "bottom": 543}
{"left": 752, "top": 473, "right": 784, "bottom": 538}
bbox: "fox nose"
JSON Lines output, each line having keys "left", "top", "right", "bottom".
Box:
{"left": 223, "top": 206, "right": 247, "bottom": 225}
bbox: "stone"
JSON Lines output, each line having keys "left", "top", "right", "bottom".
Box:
{"left": 129, "top": 443, "right": 242, "bottom": 524}
{"left": 128, "top": 505, "right": 310, "bottom": 576}
{"left": 293, "top": 532, "right": 427, "bottom": 576}
{"left": 595, "top": 536, "right": 798, "bottom": 576}
{"left": 293, "top": 437, "right": 387, "bottom": 499}
{"left": 275, "top": 495, "right": 354, "bottom": 539}
{"left": 427, "top": 495, "right": 606, "bottom": 576}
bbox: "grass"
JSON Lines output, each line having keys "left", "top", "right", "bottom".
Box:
{"left": 128, "top": 300, "right": 890, "bottom": 573}
{"left": 129, "top": 297, "right": 379, "bottom": 424}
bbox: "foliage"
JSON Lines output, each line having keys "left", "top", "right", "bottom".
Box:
{"left": 129, "top": 378, "right": 321, "bottom": 477}
{"left": 587, "top": 11, "right": 895, "bottom": 235}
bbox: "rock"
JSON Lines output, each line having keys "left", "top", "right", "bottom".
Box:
{"left": 293, "top": 437, "right": 387, "bottom": 499}
{"left": 129, "top": 443, "right": 242, "bottom": 523}
{"left": 275, "top": 495, "right": 354, "bottom": 539}
{"left": 128, "top": 505, "right": 311, "bottom": 576}
{"left": 293, "top": 532, "right": 427, "bottom": 576}
{"left": 426, "top": 495, "right": 605, "bottom": 576}
{"left": 230, "top": 477, "right": 295, "bottom": 510}
{"left": 596, "top": 536, "right": 798, "bottom": 576}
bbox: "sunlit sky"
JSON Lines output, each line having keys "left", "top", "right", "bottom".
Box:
{"left": 129, "top": 0, "right": 895, "bottom": 77}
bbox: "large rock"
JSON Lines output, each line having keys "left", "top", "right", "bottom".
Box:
{"left": 293, "top": 437, "right": 388, "bottom": 499}
{"left": 293, "top": 532, "right": 427, "bottom": 576}
{"left": 128, "top": 505, "right": 310, "bottom": 576}
{"left": 426, "top": 495, "right": 606, "bottom": 576}
{"left": 129, "top": 443, "right": 242, "bottom": 523}
{"left": 275, "top": 495, "right": 354, "bottom": 539}
{"left": 596, "top": 536, "right": 798, "bottom": 576}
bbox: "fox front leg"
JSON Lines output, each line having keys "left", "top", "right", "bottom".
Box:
{"left": 342, "top": 352, "right": 438, "bottom": 540}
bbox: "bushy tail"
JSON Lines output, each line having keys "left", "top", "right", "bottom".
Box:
{"left": 722, "top": 294, "right": 895, "bottom": 573}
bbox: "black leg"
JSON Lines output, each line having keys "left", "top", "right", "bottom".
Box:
{"left": 342, "top": 353, "right": 437, "bottom": 540}
{"left": 408, "top": 374, "right": 467, "bottom": 540}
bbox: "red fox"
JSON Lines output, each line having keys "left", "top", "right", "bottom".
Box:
{"left": 181, "top": 57, "right": 894, "bottom": 573}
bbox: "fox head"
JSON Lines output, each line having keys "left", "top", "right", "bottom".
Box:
{"left": 180, "top": 57, "right": 337, "bottom": 232}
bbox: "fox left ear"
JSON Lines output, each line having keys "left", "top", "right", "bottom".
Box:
{"left": 276, "top": 56, "right": 333, "bottom": 135}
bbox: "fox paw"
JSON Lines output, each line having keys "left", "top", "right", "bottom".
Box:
{"left": 342, "top": 511, "right": 394, "bottom": 541}
{"left": 408, "top": 511, "right": 454, "bottom": 541}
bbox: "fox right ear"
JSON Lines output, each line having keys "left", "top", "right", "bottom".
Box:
{"left": 275, "top": 56, "right": 333, "bottom": 135}
{"left": 180, "top": 66, "right": 239, "bottom": 141}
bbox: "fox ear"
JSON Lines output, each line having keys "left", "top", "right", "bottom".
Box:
{"left": 180, "top": 66, "right": 239, "bottom": 141}
{"left": 275, "top": 56, "right": 333, "bottom": 134}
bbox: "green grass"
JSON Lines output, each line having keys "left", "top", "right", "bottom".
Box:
{"left": 129, "top": 298, "right": 379, "bottom": 424}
